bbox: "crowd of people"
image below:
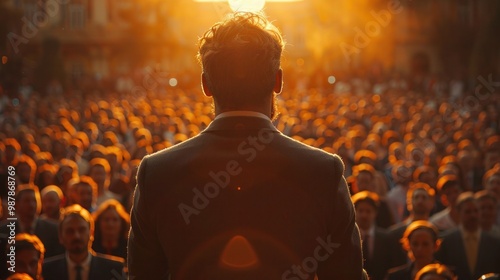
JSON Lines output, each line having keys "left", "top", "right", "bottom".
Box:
{"left": 0, "top": 68, "right": 499, "bottom": 279}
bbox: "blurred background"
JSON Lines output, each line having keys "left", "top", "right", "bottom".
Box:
{"left": 1, "top": 0, "right": 499, "bottom": 96}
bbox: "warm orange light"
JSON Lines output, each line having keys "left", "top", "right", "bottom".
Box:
{"left": 1, "top": 56, "right": 7, "bottom": 65}
{"left": 219, "top": 235, "right": 259, "bottom": 269}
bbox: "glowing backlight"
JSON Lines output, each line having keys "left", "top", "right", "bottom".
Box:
{"left": 228, "top": 0, "right": 266, "bottom": 12}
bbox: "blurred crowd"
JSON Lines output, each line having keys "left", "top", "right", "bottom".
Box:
{"left": 0, "top": 69, "right": 499, "bottom": 279}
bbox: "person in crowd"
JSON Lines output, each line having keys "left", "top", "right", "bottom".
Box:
{"left": 0, "top": 184, "right": 64, "bottom": 258}
{"left": 389, "top": 182, "right": 435, "bottom": 267}
{"left": 483, "top": 165, "right": 500, "bottom": 226}
{"left": 42, "top": 204, "right": 125, "bottom": 280}
{"left": 68, "top": 176, "right": 97, "bottom": 212}
{"left": 352, "top": 191, "right": 392, "bottom": 280}
{"left": 474, "top": 190, "right": 500, "bottom": 237}
{"left": 54, "top": 158, "right": 79, "bottom": 195}
{"left": 40, "top": 185, "right": 64, "bottom": 223}
{"left": 354, "top": 150, "right": 389, "bottom": 196}
{"left": 91, "top": 199, "right": 130, "bottom": 259}
{"left": 16, "top": 154, "right": 37, "bottom": 185}
{"left": 435, "top": 192, "right": 500, "bottom": 280}
{"left": 67, "top": 138, "right": 89, "bottom": 176}
{"left": 429, "top": 175, "right": 461, "bottom": 231}
{"left": 413, "top": 264, "right": 456, "bottom": 280}
{"left": 386, "top": 221, "right": 441, "bottom": 280}
{"left": 34, "top": 163, "right": 58, "bottom": 190}
{"left": 8, "top": 234, "right": 45, "bottom": 280}
{"left": 387, "top": 162, "right": 413, "bottom": 223}
{"left": 128, "top": 12, "right": 363, "bottom": 279}
{"left": 88, "top": 158, "right": 121, "bottom": 205}
{"left": 350, "top": 163, "right": 394, "bottom": 228}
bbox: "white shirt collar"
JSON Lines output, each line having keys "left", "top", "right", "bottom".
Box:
{"left": 214, "top": 111, "right": 270, "bottom": 121}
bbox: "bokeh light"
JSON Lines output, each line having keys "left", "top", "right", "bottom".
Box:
{"left": 228, "top": 0, "right": 266, "bottom": 12}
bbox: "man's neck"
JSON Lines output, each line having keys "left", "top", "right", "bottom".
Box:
{"left": 69, "top": 250, "right": 89, "bottom": 264}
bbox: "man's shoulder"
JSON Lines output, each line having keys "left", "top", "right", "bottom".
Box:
{"left": 43, "top": 253, "right": 66, "bottom": 265}
{"left": 93, "top": 253, "right": 125, "bottom": 265}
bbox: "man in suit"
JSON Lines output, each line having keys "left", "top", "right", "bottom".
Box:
{"left": 436, "top": 192, "right": 500, "bottom": 280}
{"left": 128, "top": 12, "right": 363, "bottom": 280}
{"left": 0, "top": 184, "right": 64, "bottom": 278}
{"left": 42, "top": 204, "right": 124, "bottom": 280}
{"left": 352, "top": 191, "right": 392, "bottom": 280}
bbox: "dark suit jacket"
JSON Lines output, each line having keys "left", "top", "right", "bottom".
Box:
{"left": 128, "top": 116, "right": 363, "bottom": 280}
{"left": 42, "top": 251, "right": 124, "bottom": 280}
{"left": 386, "top": 262, "right": 413, "bottom": 280}
{"left": 364, "top": 228, "right": 392, "bottom": 280}
{"left": 388, "top": 221, "right": 410, "bottom": 268}
{"left": 435, "top": 229, "right": 500, "bottom": 280}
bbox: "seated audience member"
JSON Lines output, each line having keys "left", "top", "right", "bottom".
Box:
{"left": 429, "top": 175, "right": 461, "bottom": 231}
{"left": 435, "top": 192, "right": 500, "bottom": 280}
{"left": 352, "top": 163, "right": 394, "bottom": 228}
{"left": 9, "top": 233, "right": 45, "bottom": 280}
{"left": 474, "top": 190, "right": 500, "bottom": 237}
{"left": 352, "top": 191, "right": 392, "bottom": 280}
{"left": 68, "top": 176, "right": 97, "bottom": 212}
{"left": 91, "top": 199, "right": 130, "bottom": 259}
{"left": 0, "top": 184, "right": 64, "bottom": 258}
{"left": 42, "top": 204, "right": 125, "bottom": 280}
{"left": 40, "top": 185, "right": 64, "bottom": 223}
{"left": 386, "top": 221, "right": 440, "bottom": 280}
{"left": 389, "top": 182, "right": 435, "bottom": 267}
{"left": 414, "top": 264, "right": 456, "bottom": 280}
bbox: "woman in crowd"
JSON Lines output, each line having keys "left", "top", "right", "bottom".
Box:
{"left": 91, "top": 199, "right": 130, "bottom": 259}
{"left": 386, "top": 221, "right": 441, "bottom": 280}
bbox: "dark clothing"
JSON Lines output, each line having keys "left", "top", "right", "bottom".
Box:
{"left": 128, "top": 116, "right": 363, "bottom": 279}
{"left": 0, "top": 218, "right": 64, "bottom": 257}
{"left": 386, "top": 262, "right": 413, "bottom": 280}
{"left": 42, "top": 252, "right": 125, "bottom": 280}
{"left": 363, "top": 228, "right": 392, "bottom": 280}
{"left": 435, "top": 229, "right": 500, "bottom": 280}
{"left": 92, "top": 238, "right": 127, "bottom": 260}
{"left": 388, "top": 221, "right": 410, "bottom": 268}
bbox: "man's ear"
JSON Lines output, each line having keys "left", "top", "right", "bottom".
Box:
{"left": 201, "top": 73, "right": 212, "bottom": 97}
{"left": 273, "top": 68, "right": 283, "bottom": 94}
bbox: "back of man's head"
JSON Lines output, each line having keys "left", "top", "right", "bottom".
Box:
{"left": 198, "top": 12, "right": 284, "bottom": 108}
